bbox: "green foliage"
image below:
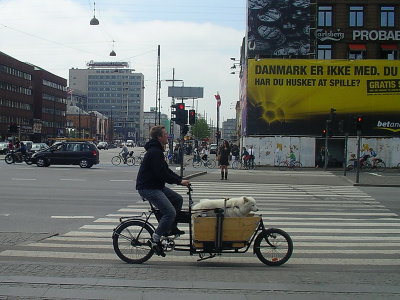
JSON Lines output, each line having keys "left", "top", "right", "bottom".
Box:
{"left": 190, "top": 118, "right": 210, "bottom": 140}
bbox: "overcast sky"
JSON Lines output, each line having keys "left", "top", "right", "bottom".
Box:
{"left": 0, "top": 0, "right": 246, "bottom": 124}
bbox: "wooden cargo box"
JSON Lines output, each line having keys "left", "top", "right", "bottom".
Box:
{"left": 193, "top": 215, "right": 261, "bottom": 242}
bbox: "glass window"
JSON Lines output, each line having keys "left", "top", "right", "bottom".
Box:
{"left": 381, "top": 6, "right": 395, "bottom": 27}
{"left": 318, "top": 6, "right": 332, "bottom": 27}
{"left": 317, "top": 45, "right": 332, "bottom": 59}
{"left": 349, "top": 6, "right": 363, "bottom": 27}
{"left": 349, "top": 51, "right": 364, "bottom": 60}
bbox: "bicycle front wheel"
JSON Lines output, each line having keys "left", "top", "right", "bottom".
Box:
{"left": 375, "top": 161, "right": 386, "bottom": 172}
{"left": 206, "top": 159, "right": 216, "bottom": 169}
{"left": 294, "top": 162, "right": 302, "bottom": 169}
{"left": 126, "top": 157, "right": 135, "bottom": 166}
{"left": 112, "top": 220, "right": 154, "bottom": 264}
{"left": 278, "top": 161, "right": 288, "bottom": 171}
{"left": 254, "top": 228, "right": 293, "bottom": 266}
{"left": 111, "top": 156, "right": 121, "bottom": 166}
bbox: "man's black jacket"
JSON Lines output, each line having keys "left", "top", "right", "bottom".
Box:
{"left": 136, "top": 139, "right": 182, "bottom": 190}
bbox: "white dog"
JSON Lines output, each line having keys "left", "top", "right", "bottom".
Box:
{"left": 192, "top": 196, "right": 258, "bottom": 217}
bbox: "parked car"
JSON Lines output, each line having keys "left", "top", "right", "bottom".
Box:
{"left": 0, "top": 142, "right": 9, "bottom": 154}
{"left": 126, "top": 140, "right": 135, "bottom": 147}
{"left": 31, "top": 141, "right": 99, "bottom": 168}
{"left": 209, "top": 143, "right": 218, "bottom": 154}
{"left": 30, "top": 143, "right": 49, "bottom": 153}
{"left": 97, "top": 141, "right": 108, "bottom": 150}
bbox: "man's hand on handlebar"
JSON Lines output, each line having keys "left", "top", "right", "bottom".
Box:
{"left": 180, "top": 179, "right": 190, "bottom": 186}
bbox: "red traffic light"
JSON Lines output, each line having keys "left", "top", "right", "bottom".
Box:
{"left": 177, "top": 103, "right": 185, "bottom": 110}
{"left": 357, "top": 116, "right": 363, "bottom": 122}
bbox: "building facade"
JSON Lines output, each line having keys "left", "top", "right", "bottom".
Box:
{"left": 0, "top": 51, "right": 67, "bottom": 142}
{"left": 222, "top": 118, "right": 237, "bottom": 142}
{"left": 239, "top": 0, "right": 400, "bottom": 167}
{"left": 69, "top": 61, "right": 144, "bottom": 143}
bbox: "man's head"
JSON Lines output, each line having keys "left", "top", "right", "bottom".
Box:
{"left": 150, "top": 125, "right": 168, "bottom": 146}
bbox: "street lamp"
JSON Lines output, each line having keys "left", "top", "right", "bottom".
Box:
{"left": 90, "top": 1, "right": 99, "bottom": 25}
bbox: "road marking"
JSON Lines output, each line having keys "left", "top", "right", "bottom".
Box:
{"left": 1, "top": 250, "right": 399, "bottom": 265}
{"left": 0, "top": 214, "right": 10, "bottom": 216}
{"left": 59, "top": 178, "right": 86, "bottom": 182}
{"left": 109, "top": 180, "right": 133, "bottom": 182}
{"left": 51, "top": 216, "right": 95, "bottom": 219}
{"left": 11, "top": 178, "right": 37, "bottom": 181}
{"left": 369, "top": 172, "right": 383, "bottom": 177}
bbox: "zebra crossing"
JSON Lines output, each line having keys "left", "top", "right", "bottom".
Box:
{"left": 1, "top": 182, "right": 399, "bottom": 265}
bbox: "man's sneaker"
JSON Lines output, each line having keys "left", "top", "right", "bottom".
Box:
{"left": 167, "top": 227, "right": 185, "bottom": 237}
{"left": 147, "top": 238, "right": 166, "bottom": 257}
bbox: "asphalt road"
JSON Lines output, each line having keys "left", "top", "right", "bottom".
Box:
{"left": 0, "top": 148, "right": 399, "bottom": 299}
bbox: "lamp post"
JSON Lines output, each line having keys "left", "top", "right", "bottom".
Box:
{"left": 164, "top": 69, "right": 183, "bottom": 158}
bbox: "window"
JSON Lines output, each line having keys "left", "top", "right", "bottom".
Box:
{"left": 317, "top": 45, "right": 332, "bottom": 59}
{"left": 381, "top": 6, "right": 395, "bottom": 27}
{"left": 318, "top": 6, "right": 332, "bottom": 27}
{"left": 380, "top": 45, "right": 397, "bottom": 60}
{"left": 349, "top": 6, "right": 363, "bottom": 27}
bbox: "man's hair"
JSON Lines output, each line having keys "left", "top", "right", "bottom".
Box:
{"left": 150, "top": 125, "right": 166, "bottom": 139}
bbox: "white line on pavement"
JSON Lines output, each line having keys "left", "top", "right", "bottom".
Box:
{"left": 0, "top": 250, "right": 399, "bottom": 265}
{"left": 59, "top": 178, "right": 86, "bottom": 181}
{"left": 11, "top": 178, "right": 37, "bottom": 181}
{"left": 51, "top": 216, "right": 95, "bottom": 219}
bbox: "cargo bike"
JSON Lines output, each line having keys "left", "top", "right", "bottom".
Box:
{"left": 112, "top": 185, "right": 293, "bottom": 266}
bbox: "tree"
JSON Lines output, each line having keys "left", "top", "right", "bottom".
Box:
{"left": 190, "top": 118, "right": 210, "bottom": 140}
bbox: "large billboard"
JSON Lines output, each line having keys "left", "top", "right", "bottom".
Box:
{"left": 247, "top": 0, "right": 311, "bottom": 58}
{"left": 247, "top": 59, "right": 400, "bottom": 136}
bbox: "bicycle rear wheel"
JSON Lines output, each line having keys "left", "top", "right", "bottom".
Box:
{"left": 126, "top": 157, "right": 135, "bottom": 166}
{"left": 254, "top": 228, "right": 293, "bottom": 266}
{"left": 232, "top": 160, "right": 242, "bottom": 170}
{"left": 112, "top": 220, "right": 154, "bottom": 264}
{"left": 111, "top": 156, "right": 121, "bottom": 166}
{"left": 134, "top": 157, "right": 143, "bottom": 166}
{"left": 192, "top": 160, "right": 201, "bottom": 168}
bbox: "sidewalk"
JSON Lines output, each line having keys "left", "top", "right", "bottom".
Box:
{"left": 181, "top": 165, "right": 400, "bottom": 187}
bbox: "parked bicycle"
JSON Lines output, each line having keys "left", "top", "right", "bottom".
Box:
{"left": 231, "top": 156, "right": 251, "bottom": 170}
{"left": 134, "top": 151, "right": 146, "bottom": 166}
{"left": 278, "top": 159, "right": 302, "bottom": 170}
{"left": 192, "top": 157, "right": 216, "bottom": 169}
{"left": 112, "top": 185, "right": 293, "bottom": 266}
{"left": 111, "top": 151, "right": 135, "bottom": 166}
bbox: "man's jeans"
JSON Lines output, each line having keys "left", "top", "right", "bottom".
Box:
{"left": 138, "top": 187, "right": 183, "bottom": 236}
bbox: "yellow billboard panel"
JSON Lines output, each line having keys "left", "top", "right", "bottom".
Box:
{"left": 247, "top": 59, "right": 400, "bottom": 135}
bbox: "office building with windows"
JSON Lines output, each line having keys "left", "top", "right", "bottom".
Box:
{"left": 314, "top": 0, "right": 399, "bottom": 60}
{"left": 236, "top": 0, "right": 400, "bottom": 167}
{"left": 69, "top": 61, "right": 144, "bottom": 142}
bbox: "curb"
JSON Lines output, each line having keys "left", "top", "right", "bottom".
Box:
{"left": 184, "top": 171, "right": 207, "bottom": 179}
{"left": 354, "top": 183, "right": 400, "bottom": 188}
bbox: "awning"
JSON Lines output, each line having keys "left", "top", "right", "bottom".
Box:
{"left": 349, "top": 44, "right": 366, "bottom": 51}
{"left": 381, "top": 44, "right": 398, "bottom": 51}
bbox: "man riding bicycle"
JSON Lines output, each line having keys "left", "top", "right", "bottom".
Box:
{"left": 136, "top": 125, "right": 190, "bottom": 257}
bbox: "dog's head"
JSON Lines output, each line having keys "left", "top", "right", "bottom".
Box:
{"left": 243, "top": 196, "right": 258, "bottom": 212}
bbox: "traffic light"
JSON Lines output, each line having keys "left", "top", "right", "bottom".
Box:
{"left": 188, "top": 109, "right": 196, "bottom": 125}
{"left": 321, "top": 129, "right": 327, "bottom": 137}
{"left": 171, "top": 103, "right": 187, "bottom": 125}
{"left": 355, "top": 116, "right": 363, "bottom": 132}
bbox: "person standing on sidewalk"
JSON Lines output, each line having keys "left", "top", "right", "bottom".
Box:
{"left": 136, "top": 125, "right": 190, "bottom": 257}
{"left": 248, "top": 145, "right": 255, "bottom": 169}
{"left": 217, "top": 140, "right": 231, "bottom": 180}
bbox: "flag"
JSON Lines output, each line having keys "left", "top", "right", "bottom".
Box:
{"left": 214, "top": 93, "right": 221, "bottom": 107}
